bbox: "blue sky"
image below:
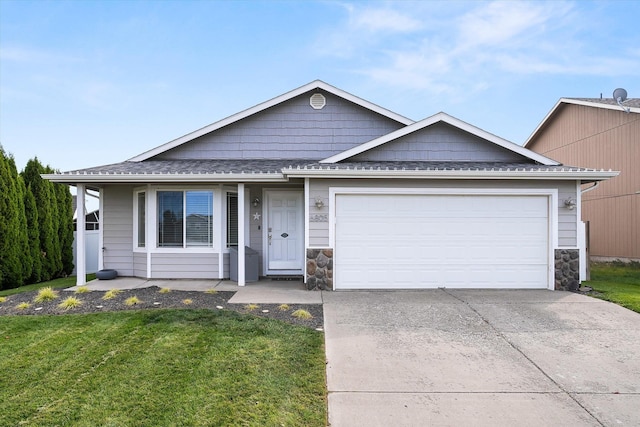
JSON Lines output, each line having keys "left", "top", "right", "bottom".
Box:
{"left": 1, "top": 0, "right": 639, "bottom": 172}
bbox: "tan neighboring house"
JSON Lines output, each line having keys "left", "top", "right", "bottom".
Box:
{"left": 525, "top": 97, "right": 640, "bottom": 262}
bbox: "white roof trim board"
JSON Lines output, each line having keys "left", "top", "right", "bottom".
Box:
{"left": 524, "top": 98, "right": 640, "bottom": 148}
{"left": 128, "top": 80, "right": 415, "bottom": 162}
{"left": 43, "top": 167, "right": 618, "bottom": 184}
{"left": 321, "top": 112, "right": 559, "bottom": 166}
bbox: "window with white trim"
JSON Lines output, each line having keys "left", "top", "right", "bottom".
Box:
{"left": 136, "top": 191, "right": 146, "bottom": 248}
{"left": 157, "top": 190, "right": 213, "bottom": 248}
{"left": 226, "top": 193, "right": 238, "bottom": 247}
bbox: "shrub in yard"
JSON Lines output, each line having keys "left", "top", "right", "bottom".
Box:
{"left": 291, "top": 309, "right": 313, "bottom": 320}
{"left": 244, "top": 303, "right": 259, "bottom": 311}
{"left": 74, "top": 286, "right": 89, "bottom": 294}
{"left": 278, "top": 304, "right": 290, "bottom": 311}
{"left": 159, "top": 287, "right": 171, "bottom": 294}
{"left": 58, "top": 297, "right": 82, "bottom": 310}
{"left": 16, "top": 302, "right": 31, "bottom": 310}
{"left": 182, "top": 299, "right": 193, "bottom": 305}
{"left": 102, "top": 289, "right": 122, "bottom": 300}
{"left": 0, "top": 296, "right": 7, "bottom": 303}
{"left": 34, "top": 286, "right": 58, "bottom": 302}
{"left": 205, "top": 288, "right": 217, "bottom": 294}
{"left": 124, "top": 296, "right": 141, "bottom": 306}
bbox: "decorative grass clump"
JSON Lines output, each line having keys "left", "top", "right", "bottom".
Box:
{"left": 291, "top": 309, "right": 313, "bottom": 320}
{"left": 244, "top": 303, "right": 260, "bottom": 311}
{"left": 0, "top": 296, "right": 7, "bottom": 303}
{"left": 278, "top": 304, "right": 290, "bottom": 311}
{"left": 58, "top": 297, "right": 83, "bottom": 310}
{"left": 124, "top": 296, "right": 141, "bottom": 306}
{"left": 182, "top": 299, "right": 193, "bottom": 305}
{"left": 205, "top": 288, "right": 218, "bottom": 294}
{"left": 159, "top": 288, "right": 171, "bottom": 294}
{"left": 16, "top": 302, "right": 31, "bottom": 310}
{"left": 102, "top": 289, "right": 122, "bottom": 300}
{"left": 74, "top": 286, "right": 90, "bottom": 294}
{"left": 34, "top": 287, "right": 59, "bottom": 303}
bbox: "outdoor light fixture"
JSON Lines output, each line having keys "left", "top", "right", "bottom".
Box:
{"left": 564, "top": 198, "right": 576, "bottom": 210}
{"left": 252, "top": 197, "right": 260, "bottom": 207}
{"left": 315, "top": 198, "right": 325, "bottom": 209}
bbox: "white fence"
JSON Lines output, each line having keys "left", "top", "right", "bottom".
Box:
{"left": 72, "top": 230, "right": 99, "bottom": 274}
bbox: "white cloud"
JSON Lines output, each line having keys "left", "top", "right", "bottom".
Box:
{"left": 318, "top": 1, "right": 640, "bottom": 97}
{"left": 349, "top": 5, "right": 422, "bottom": 33}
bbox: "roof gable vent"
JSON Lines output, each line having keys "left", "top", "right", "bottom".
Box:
{"left": 310, "top": 93, "right": 326, "bottom": 110}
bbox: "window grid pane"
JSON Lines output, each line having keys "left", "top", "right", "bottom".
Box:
{"left": 227, "top": 193, "right": 238, "bottom": 247}
{"left": 158, "top": 191, "right": 184, "bottom": 247}
{"left": 186, "top": 191, "right": 213, "bottom": 247}
{"left": 137, "top": 192, "right": 146, "bottom": 247}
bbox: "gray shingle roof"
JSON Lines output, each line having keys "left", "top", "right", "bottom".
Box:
{"left": 57, "top": 159, "right": 598, "bottom": 176}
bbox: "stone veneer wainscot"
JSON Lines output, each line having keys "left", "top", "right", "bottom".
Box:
{"left": 306, "top": 249, "right": 333, "bottom": 291}
{"left": 555, "top": 249, "right": 580, "bottom": 291}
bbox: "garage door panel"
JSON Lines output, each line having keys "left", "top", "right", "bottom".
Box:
{"left": 335, "top": 194, "right": 550, "bottom": 290}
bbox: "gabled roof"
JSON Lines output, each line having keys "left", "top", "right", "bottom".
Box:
{"left": 129, "top": 80, "right": 415, "bottom": 162}
{"left": 321, "top": 112, "right": 559, "bottom": 166}
{"left": 524, "top": 97, "right": 640, "bottom": 148}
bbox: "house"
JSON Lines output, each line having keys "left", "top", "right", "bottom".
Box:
{"left": 525, "top": 96, "right": 639, "bottom": 262}
{"left": 44, "top": 80, "right": 617, "bottom": 291}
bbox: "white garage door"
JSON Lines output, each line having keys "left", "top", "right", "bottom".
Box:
{"left": 335, "top": 193, "right": 550, "bottom": 289}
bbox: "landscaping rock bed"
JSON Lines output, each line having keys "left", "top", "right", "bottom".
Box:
{"left": 0, "top": 286, "right": 324, "bottom": 330}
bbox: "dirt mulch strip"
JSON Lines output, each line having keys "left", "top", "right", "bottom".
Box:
{"left": 0, "top": 286, "right": 324, "bottom": 330}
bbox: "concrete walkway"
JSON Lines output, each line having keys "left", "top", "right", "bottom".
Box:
{"left": 323, "top": 289, "right": 640, "bottom": 427}
{"left": 66, "top": 277, "right": 322, "bottom": 304}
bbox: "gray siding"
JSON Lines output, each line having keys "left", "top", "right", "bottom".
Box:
{"left": 133, "top": 252, "right": 146, "bottom": 277}
{"left": 102, "top": 185, "right": 134, "bottom": 276}
{"left": 154, "top": 91, "right": 405, "bottom": 161}
{"left": 151, "top": 253, "right": 220, "bottom": 279}
{"left": 352, "top": 122, "right": 526, "bottom": 162}
{"left": 308, "top": 179, "right": 578, "bottom": 247}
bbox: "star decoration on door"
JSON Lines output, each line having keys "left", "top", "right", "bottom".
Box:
{"left": 253, "top": 212, "right": 261, "bottom": 221}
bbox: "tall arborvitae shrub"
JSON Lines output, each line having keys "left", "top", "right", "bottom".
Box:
{"left": 9, "top": 156, "right": 32, "bottom": 282}
{"left": 23, "top": 183, "right": 42, "bottom": 283}
{"left": 47, "top": 166, "right": 74, "bottom": 275}
{"left": 0, "top": 147, "right": 26, "bottom": 289}
{"left": 22, "top": 158, "right": 58, "bottom": 281}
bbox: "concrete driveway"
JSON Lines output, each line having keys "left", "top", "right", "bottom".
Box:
{"left": 323, "top": 290, "right": 640, "bottom": 426}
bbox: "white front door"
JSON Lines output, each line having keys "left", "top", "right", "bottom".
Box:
{"left": 265, "top": 190, "right": 304, "bottom": 274}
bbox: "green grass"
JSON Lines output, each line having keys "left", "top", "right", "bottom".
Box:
{"left": 0, "top": 274, "right": 96, "bottom": 297}
{"left": 0, "top": 309, "right": 326, "bottom": 426}
{"left": 588, "top": 262, "right": 640, "bottom": 313}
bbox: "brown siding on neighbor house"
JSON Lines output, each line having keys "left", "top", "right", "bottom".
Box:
{"left": 527, "top": 103, "right": 639, "bottom": 259}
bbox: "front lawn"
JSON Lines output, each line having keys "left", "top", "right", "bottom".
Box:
{"left": 0, "top": 274, "right": 96, "bottom": 297}
{"left": 588, "top": 262, "right": 640, "bottom": 313}
{"left": 0, "top": 310, "right": 326, "bottom": 426}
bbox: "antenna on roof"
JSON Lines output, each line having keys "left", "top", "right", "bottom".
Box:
{"left": 613, "top": 88, "right": 631, "bottom": 113}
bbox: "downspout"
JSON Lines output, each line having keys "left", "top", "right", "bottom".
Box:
{"left": 581, "top": 181, "right": 600, "bottom": 194}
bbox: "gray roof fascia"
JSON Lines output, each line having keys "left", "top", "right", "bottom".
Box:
{"left": 128, "top": 80, "right": 415, "bottom": 162}
{"left": 524, "top": 98, "right": 640, "bottom": 148}
{"left": 321, "top": 112, "right": 559, "bottom": 166}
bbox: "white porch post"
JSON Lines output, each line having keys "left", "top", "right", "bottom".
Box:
{"left": 237, "top": 183, "right": 246, "bottom": 286}
{"left": 76, "top": 184, "right": 87, "bottom": 286}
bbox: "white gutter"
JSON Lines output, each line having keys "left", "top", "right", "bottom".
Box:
{"left": 283, "top": 168, "right": 619, "bottom": 181}
{"left": 42, "top": 172, "right": 289, "bottom": 184}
